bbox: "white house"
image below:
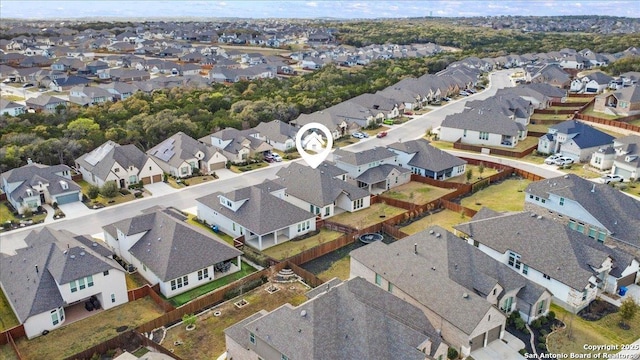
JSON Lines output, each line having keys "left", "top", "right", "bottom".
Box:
{"left": 197, "top": 181, "right": 317, "bottom": 250}
{"left": 537, "top": 120, "right": 614, "bottom": 161}
{"left": 0, "top": 98, "right": 26, "bottom": 116}
{"left": 76, "top": 140, "right": 164, "bottom": 188}
{"left": 0, "top": 227, "right": 127, "bottom": 339}
{"left": 251, "top": 120, "right": 297, "bottom": 152}
{"left": 147, "top": 131, "right": 227, "bottom": 178}
{"left": 610, "top": 135, "right": 640, "bottom": 180}
{"left": 103, "top": 206, "right": 243, "bottom": 298}
{"left": 388, "top": 139, "right": 467, "bottom": 180}
{"left": 333, "top": 147, "right": 410, "bottom": 192}
{"left": 202, "top": 127, "right": 272, "bottom": 164}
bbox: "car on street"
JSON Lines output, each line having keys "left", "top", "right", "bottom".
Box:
{"left": 600, "top": 174, "right": 624, "bottom": 184}
{"left": 376, "top": 131, "right": 388, "bottom": 138}
{"left": 554, "top": 157, "right": 574, "bottom": 166}
{"left": 544, "top": 154, "right": 562, "bottom": 165}
{"left": 442, "top": 97, "right": 451, "bottom": 102}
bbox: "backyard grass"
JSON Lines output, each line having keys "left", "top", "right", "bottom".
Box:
{"left": 400, "top": 209, "right": 469, "bottom": 234}
{"left": 530, "top": 113, "right": 572, "bottom": 121}
{"left": 447, "top": 164, "right": 500, "bottom": 184}
{"left": 0, "top": 344, "right": 19, "bottom": 360}
{"left": 427, "top": 140, "right": 455, "bottom": 150}
{"left": 330, "top": 203, "right": 406, "bottom": 229}
{"left": 460, "top": 178, "right": 531, "bottom": 212}
{"left": 557, "top": 163, "right": 603, "bottom": 179}
{"left": 631, "top": 119, "right": 640, "bottom": 127}
{"left": 563, "top": 96, "right": 593, "bottom": 103}
{"left": 527, "top": 123, "right": 551, "bottom": 133}
{"left": 0, "top": 289, "right": 19, "bottom": 331}
{"left": 262, "top": 229, "right": 344, "bottom": 260}
{"left": 168, "top": 261, "right": 257, "bottom": 307}
{"left": 186, "top": 215, "right": 234, "bottom": 245}
{"left": 382, "top": 181, "right": 455, "bottom": 205}
{"left": 164, "top": 282, "right": 309, "bottom": 360}
{"left": 15, "top": 297, "right": 164, "bottom": 360}
{"left": 581, "top": 103, "right": 623, "bottom": 120}
{"left": 546, "top": 303, "right": 640, "bottom": 356}
{"left": 316, "top": 256, "right": 351, "bottom": 282}
{"left": 125, "top": 272, "right": 149, "bottom": 290}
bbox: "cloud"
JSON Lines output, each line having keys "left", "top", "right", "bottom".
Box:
{"left": 306, "top": 1, "right": 317, "bottom": 7}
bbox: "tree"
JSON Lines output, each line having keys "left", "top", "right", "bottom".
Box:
{"left": 87, "top": 184, "right": 100, "bottom": 199}
{"left": 447, "top": 347, "right": 458, "bottom": 359}
{"left": 619, "top": 298, "right": 639, "bottom": 328}
{"left": 466, "top": 169, "right": 473, "bottom": 182}
{"left": 182, "top": 313, "right": 196, "bottom": 330}
{"left": 100, "top": 181, "right": 118, "bottom": 198}
{"left": 478, "top": 162, "right": 485, "bottom": 175}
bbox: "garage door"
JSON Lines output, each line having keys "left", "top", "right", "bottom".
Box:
{"left": 141, "top": 176, "right": 151, "bottom": 185}
{"left": 470, "top": 333, "right": 485, "bottom": 351}
{"left": 486, "top": 325, "right": 502, "bottom": 344}
{"left": 614, "top": 167, "right": 632, "bottom": 180}
{"left": 152, "top": 174, "right": 162, "bottom": 183}
{"left": 618, "top": 273, "right": 637, "bottom": 289}
{"left": 55, "top": 193, "right": 78, "bottom": 205}
{"left": 209, "top": 162, "right": 225, "bottom": 171}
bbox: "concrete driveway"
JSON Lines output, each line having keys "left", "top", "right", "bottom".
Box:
{"left": 471, "top": 332, "right": 526, "bottom": 360}
{"left": 58, "top": 202, "right": 91, "bottom": 220}
{"left": 145, "top": 182, "right": 176, "bottom": 197}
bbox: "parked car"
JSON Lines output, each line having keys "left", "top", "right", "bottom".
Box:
{"left": 544, "top": 154, "right": 561, "bottom": 165}
{"left": 264, "top": 153, "right": 274, "bottom": 163}
{"left": 442, "top": 97, "right": 451, "bottom": 102}
{"left": 352, "top": 132, "right": 366, "bottom": 139}
{"left": 404, "top": 111, "right": 413, "bottom": 115}
{"left": 466, "top": 88, "right": 477, "bottom": 94}
{"left": 376, "top": 131, "right": 388, "bottom": 138}
{"left": 554, "top": 157, "right": 574, "bottom": 166}
{"left": 601, "top": 174, "right": 624, "bottom": 184}
{"left": 271, "top": 153, "right": 282, "bottom": 162}
{"left": 22, "top": 83, "right": 34, "bottom": 88}
{"left": 459, "top": 91, "right": 469, "bottom": 96}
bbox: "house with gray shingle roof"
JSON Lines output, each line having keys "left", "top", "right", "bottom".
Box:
{"left": 0, "top": 227, "right": 127, "bottom": 339}
{"left": 350, "top": 227, "right": 511, "bottom": 357}
{"left": 275, "top": 162, "right": 370, "bottom": 218}
{"left": 103, "top": 206, "right": 242, "bottom": 298}
{"left": 225, "top": 277, "right": 448, "bottom": 360}
{"left": 594, "top": 85, "right": 640, "bottom": 116}
{"left": 334, "top": 147, "right": 410, "bottom": 193}
{"left": 25, "top": 94, "right": 68, "bottom": 113}
{"left": 524, "top": 174, "right": 640, "bottom": 254}
{"left": 147, "top": 131, "right": 227, "bottom": 178}
{"left": 1, "top": 161, "right": 81, "bottom": 214}
{"left": 388, "top": 139, "right": 467, "bottom": 180}
{"left": 76, "top": 140, "right": 164, "bottom": 189}
{"left": 197, "top": 181, "right": 317, "bottom": 250}
{"left": 0, "top": 98, "right": 26, "bottom": 116}
{"left": 292, "top": 111, "right": 355, "bottom": 140}
{"left": 202, "top": 127, "right": 272, "bottom": 164}
{"left": 251, "top": 120, "right": 297, "bottom": 152}
{"left": 610, "top": 135, "right": 640, "bottom": 180}
{"left": 454, "top": 210, "right": 639, "bottom": 312}
{"left": 537, "top": 120, "right": 615, "bottom": 161}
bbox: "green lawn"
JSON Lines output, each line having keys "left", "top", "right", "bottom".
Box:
{"left": 16, "top": 297, "right": 164, "bottom": 360}
{"left": 317, "top": 256, "right": 351, "bottom": 282}
{"left": 230, "top": 162, "right": 269, "bottom": 173}
{"left": 530, "top": 113, "right": 572, "bottom": 121}
{"left": 401, "top": 209, "right": 470, "bottom": 234}
{"left": 460, "top": 178, "right": 531, "bottom": 212}
{"left": 185, "top": 215, "right": 234, "bottom": 245}
{"left": 382, "top": 182, "right": 455, "bottom": 205}
{"left": 546, "top": 303, "right": 640, "bottom": 356}
{"left": 168, "top": 261, "right": 257, "bottom": 307}
{"left": 0, "top": 344, "right": 19, "bottom": 360}
{"left": 262, "top": 229, "right": 344, "bottom": 260}
{"left": 581, "top": 103, "right": 624, "bottom": 120}
{"left": 0, "top": 202, "right": 47, "bottom": 227}
{"left": 447, "top": 164, "right": 500, "bottom": 184}
{"left": 557, "top": 163, "right": 603, "bottom": 179}
{"left": 0, "top": 289, "right": 19, "bottom": 331}
{"left": 76, "top": 180, "right": 138, "bottom": 207}
{"left": 331, "top": 203, "right": 406, "bottom": 229}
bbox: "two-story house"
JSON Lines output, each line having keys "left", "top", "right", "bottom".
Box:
{"left": 333, "top": 147, "right": 410, "bottom": 193}
{"left": 76, "top": 140, "right": 164, "bottom": 188}
{"left": 201, "top": 127, "right": 272, "bottom": 164}
{"left": 147, "top": 131, "right": 227, "bottom": 178}
{"left": 610, "top": 135, "right": 640, "bottom": 180}
{"left": 524, "top": 174, "right": 640, "bottom": 254}
{"left": 454, "top": 210, "right": 639, "bottom": 312}
{"left": 388, "top": 139, "right": 467, "bottom": 180}
{"left": 537, "top": 120, "right": 614, "bottom": 161}
{"left": 0, "top": 227, "right": 127, "bottom": 339}
{"left": 250, "top": 120, "right": 297, "bottom": 152}
{"left": 196, "top": 181, "right": 317, "bottom": 251}
{"left": 1, "top": 161, "right": 82, "bottom": 214}
{"left": 103, "top": 206, "right": 243, "bottom": 298}
{"left": 594, "top": 85, "right": 640, "bottom": 116}
{"left": 68, "top": 85, "right": 113, "bottom": 106}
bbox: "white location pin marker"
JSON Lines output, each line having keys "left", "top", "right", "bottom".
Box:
{"left": 295, "top": 122, "right": 334, "bottom": 169}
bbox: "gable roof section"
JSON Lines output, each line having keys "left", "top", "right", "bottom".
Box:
{"left": 388, "top": 139, "right": 466, "bottom": 172}
{"left": 253, "top": 120, "right": 297, "bottom": 144}
{"left": 147, "top": 131, "right": 220, "bottom": 168}
{"left": 77, "top": 140, "right": 150, "bottom": 180}
{"left": 225, "top": 277, "right": 439, "bottom": 360}
{"left": 334, "top": 147, "right": 396, "bottom": 166}
{"left": 2, "top": 163, "right": 80, "bottom": 203}
{"left": 441, "top": 107, "right": 523, "bottom": 136}
{"left": 525, "top": 174, "right": 640, "bottom": 247}
{"left": 356, "top": 164, "right": 410, "bottom": 184}
{"left": 106, "top": 207, "right": 242, "bottom": 282}
{"left": 551, "top": 120, "right": 614, "bottom": 149}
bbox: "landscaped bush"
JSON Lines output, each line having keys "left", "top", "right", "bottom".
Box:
{"left": 119, "top": 188, "right": 131, "bottom": 195}
{"left": 242, "top": 247, "right": 271, "bottom": 268}
{"left": 514, "top": 317, "right": 526, "bottom": 331}
{"left": 548, "top": 311, "right": 556, "bottom": 321}
{"left": 531, "top": 318, "right": 542, "bottom": 329}
{"left": 87, "top": 184, "right": 100, "bottom": 199}
{"left": 100, "top": 181, "right": 119, "bottom": 198}
{"left": 23, "top": 207, "right": 33, "bottom": 217}
{"left": 447, "top": 347, "right": 459, "bottom": 359}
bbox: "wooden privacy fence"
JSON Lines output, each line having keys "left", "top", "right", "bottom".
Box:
{"left": 534, "top": 108, "right": 578, "bottom": 114}
{"left": 441, "top": 199, "right": 478, "bottom": 218}
{"left": 0, "top": 324, "right": 25, "bottom": 346}
{"left": 64, "top": 330, "right": 182, "bottom": 360}
{"left": 127, "top": 284, "right": 175, "bottom": 313}
{"left": 453, "top": 140, "right": 538, "bottom": 158}
{"left": 575, "top": 113, "right": 640, "bottom": 132}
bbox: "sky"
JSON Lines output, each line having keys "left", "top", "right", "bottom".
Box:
{"left": 1, "top": 0, "right": 638, "bottom": 19}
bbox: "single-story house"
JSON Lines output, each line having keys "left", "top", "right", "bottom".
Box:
{"left": 147, "top": 131, "right": 227, "bottom": 178}
{"left": 537, "top": 120, "right": 614, "bottom": 161}
{"left": 333, "top": 147, "right": 410, "bottom": 193}
{"left": 388, "top": 139, "right": 467, "bottom": 180}
{"left": 594, "top": 85, "right": 640, "bottom": 116}
{"left": 250, "top": 120, "right": 297, "bottom": 152}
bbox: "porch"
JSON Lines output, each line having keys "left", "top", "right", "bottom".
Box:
{"left": 599, "top": 284, "right": 640, "bottom": 307}
{"left": 64, "top": 297, "right": 104, "bottom": 325}
{"left": 244, "top": 229, "right": 291, "bottom": 251}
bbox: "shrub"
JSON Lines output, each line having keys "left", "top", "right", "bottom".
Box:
{"left": 87, "top": 184, "right": 100, "bottom": 199}
{"left": 2, "top": 222, "right": 12, "bottom": 230}
{"left": 182, "top": 313, "right": 196, "bottom": 327}
{"left": 514, "top": 317, "right": 526, "bottom": 331}
{"left": 540, "top": 316, "right": 549, "bottom": 325}
{"left": 548, "top": 311, "right": 556, "bottom": 321}
{"left": 119, "top": 188, "right": 131, "bottom": 195}
{"left": 100, "top": 181, "right": 119, "bottom": 198}
{"left": 619, "top": 298, "right": 639, "bottom": 327}
{"left": 508, "top": 311, "right": 521, "bottom": 326}
{"left": 52, "top": 202, "right": 58, "bottom": 209}
{"left": 540, "top": 329, "right": 548, "bottom": 337}
{"left": 537, "top": 342, "right": 547, "bottom": 351}
{"left": 531, "top": 319, "right": 542, "bottom": 329}
{"left": 447, "top": 347, "right": 459, "bottom": 359}
{"left": 23, "top": 207, "right": 33, "bottom": 217}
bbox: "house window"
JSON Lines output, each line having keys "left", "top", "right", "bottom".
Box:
{"left": 249, "top": 332, "right": 256, "bottom": 344}
{"left": 541, "top": 199, "right": 546, "bottom": 204}
{"left": 479, "top": 132, "right": 489, "bottom": 140}
{"left": 508, "top": 251, "right": 521, "bottom": 270}
{"left": 529, "top": 195, "right": 533, "bottom": 199}
{"left": 180, "top": 166, "right": 189, "bottom": 175}
{"left": 79, "top": 277, "right": 86, "bottom": 290}
{"left": 114, "top": 168, "right": 120, "bottom": 173}
{"left": 70, "top": 281, "right": 77, "bottom": 293}
{"left": 535, "top": 196, "right": 539, "bottom": 201}
{"left": 588, "top": 228, "right": 596, "bottom": 239}
{"left": 576, "top": 223, "right": 585, "bottom": 232}
{"left": 149, "top": 166, "right": 152, "bottom": 170}
{"left": 375, "top": 273, "right": 382, "bottom": 286}
{"left": 492, "top": 288, "right": 496, "bottom": 295}
{"left": 353, "top": 198, "right": 364, "bottom": 210}
{"left": 502, "top": 296, "right": 513, "bottom": 312}
{"left": 198, "top": 268, "right": 209, "bottom": 280}
{"left": 522, "top": 264, "right": 529, "bottom": 275}
{"left": 559, "top": 197, "right": 564, "bottom": 206}
{"left": 87, "top": 275, "right": 94, "bottom": 287}
{"left": 103, "top": 270, "right": 109, "bottom": 276}
{"left": 569, "top": 220, "right": 576, "bottom": 230}
{"left": 537, "top": 300, "right": 546, "bottom": 315}
{"left": 597, "top": 231, "right": 606, "bottom": 243}
{"left": 543, "top": 274, "right": 551, "bottom": 280}
{"left": 51, "top": 309, "right": 59, "bottom": 325}
{"left": 324, "top": 206, "right": 330, "bottom": 216}
{"left": 171, "top": 275, "right": 189, "bottom": 290}
{"left": 111, "top": 294, "right": 116, "bottom": 303}
{"left": 143, "top": 264, "right": 147, "bottom": 271}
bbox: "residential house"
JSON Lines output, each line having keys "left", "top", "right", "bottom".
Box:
{"left": 99, "top": 81, "right": 138, "bottom": 101}
{"left": 464, "top": 94, "right": 533, "bottom": 127}
{"left": 496, "top": 83, "right": 566, "bottom": 110}
{"left": 439, "top": 107, "right": 527, "bottom": 149}
{"left": 196, "top": 181, "right": 317, "bottom": 250}
{"left": 103, "top": 206, "right": 243, "bottom": 298}
{"left": 526, "top": 64, "right": 571, "bottom": 89}
{"left": 292, "top": 111, "right": 353, "bottom": 140}
{"left": 68, "top": 85, "right": 113, "bottom": 106}
{"left": 594, "top": 85, "right": 640, "bottom": 116}
{"left": 202, "top": 127, "right": 272, "bottom": 164}
{"left": 350, "top": 227, "right": 511, "bottom": 357}
{"left": 25, "top": 95, "right": 68, "bottom": 113}
{"left": 76, "top": 140, "right": 164, "bottom": 189}
{"left": 147, "top": 131, "right": 227, "bottom": 178}
{"left": 454, "top": 211, "right": 639, "bottom": 312}
{"left": 225, "top": 277, "right": 448, "bottom": 360}
{"left": 1, "top": 162, "right": 82, "bottom": 214}
{"left": 0, "top": 98, "right": 26, "bottom": 116}
{"left": 0, "top": 227, "right": 127, "bottom": 339}
{"left": 333, "top": 147, "right": 410, "bottom": 193}
{"left": 524, "top": 174, "right": 640, "bottom": 254}
{"left": 388, "top": 139, "right": 467, "bottom": 180}
{"left": 48, "top": 75, "right": 92, "bottom": 92}
{"left": 346, "top": 93, "right": 401, "bottom": 120}
{"left": 251, "top": 120, "right": 297, "bottom": 152}
{"left": 589, "top": 146, "right": 617, "bottom": 171}
{"left": 610, "top": 135, "right": 640, "bottom": 180}
{"left": 537, "top": 120, "right": 614, "bottom": 161}
{"left": 107, "top": 68, "right": 151, "bottom": 82}
{"left": 376, "top": 86, "right": 422, "bottom": 111}
{"left": 275, "top": 162, "right": 371, "bottom": 219}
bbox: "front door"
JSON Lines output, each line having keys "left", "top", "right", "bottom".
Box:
{"left": 39, "top": 192, "right": 45, "bottom": 203}
{"left": 119, "top": 179, "right": 125, "bottom": 188}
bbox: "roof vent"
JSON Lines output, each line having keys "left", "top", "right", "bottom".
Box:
{"left": 414, "top": 243, "right": 418, "bottom": 254}
{"left": 70, "top": 255, "right": 75, "bottom": 259}
{"left": 429, "top": 229, "right": 434, "bottom": 235}
{"left": 435, "top": 233, "right": 441, "bottom": 238}
{"left": 591, "top": 184, "right": 596, "bottom": 193}
{"left": 431, "top": 267, "right": 436, "bottom": 271}
{"left": 564, "top": 175, "right": 569, "bottom": 179}
{"left": 463, "top": 293, "right": 469, "bottom": 298}
{"left": 537, "top": 216, "right": 542, "bottom": 220}
{"left": 80, "top": 252, "right": 85, "bottom": 256}
{"left": 530, "top": 213, "right": 536, "bottom": 217}
{"left": 300, "top": 310, "right": 307, "bottom": 317}
{"left": 92, "top": 243, "right": 97, "bottom": 247}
